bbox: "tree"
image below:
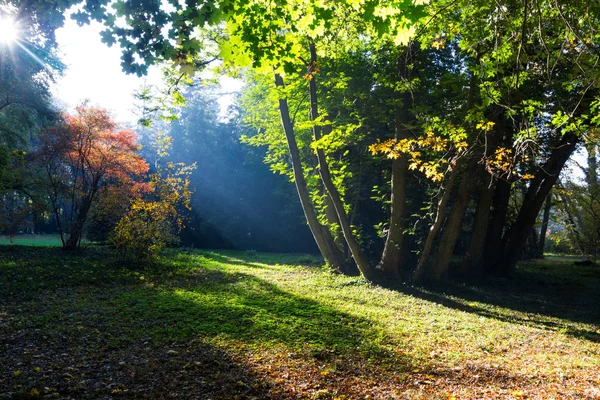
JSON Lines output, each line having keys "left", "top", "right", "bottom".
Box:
{"left": 47, "top": 0, "right": 600, "bottom": 284}
{"left": 32, "top": 105, "right": 149, "bottom": 250}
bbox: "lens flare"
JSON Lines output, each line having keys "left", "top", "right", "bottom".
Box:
{"left": 0, "top": 17, "right": 18, "bottom": 45}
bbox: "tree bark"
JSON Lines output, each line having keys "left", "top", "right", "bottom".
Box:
{"left": 537, "top": 191, "right": 552, "bottom": 258}
{"left": 557, "top": 189, "right": 586, "bottom": 254}
{"left": 419, "top": 161, "right": 478, "bottom": 283}
{"left": 306, "top": 42, "right": 375, "bottom": 280}
{"left": 461, "top": 167, "right": 494, "bottom": 280}
{"left": 64, "top": 197, "right": 93, "bottom": 251}
{"left": 274, "top": 73, "right": 349, "bottom": 273}
{"left": 494, "top": 131, "right": 579, "bottom": 275}
{"left": 322, "top": 190, "right": 346, "bottom": 252}
{"left": 483, "top": 178, "right": 512, "bottom": 266}
{"left": 414, "top": 166, "right": 459, "bottom": 283}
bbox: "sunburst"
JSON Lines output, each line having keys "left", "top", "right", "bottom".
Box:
{"left": 0, "top": 16, "right": 19, "bottom": 45}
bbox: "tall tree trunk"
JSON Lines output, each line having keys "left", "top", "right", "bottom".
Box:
{"left": 414, "top": 166, "right": 459, "bottom": 283}
{"left": 483, "top": 178, "right": 512, "bottom": 266}
{"left": 527, "top": 227, "right": 540, "bottom": 259}
{"left": 307, "top": 42, "right": 375, "bottom": 280}
{"left": 461, "top": 167, "right": 494, "bottom": 280}
{"left": 557, "top": 189, "right": 586, "bottom": 254}
{"left": 274, "top": 73, "right": 349, "bottom": 273}
{"left": 587, "top": 144, "right": 598, "bottom": 190}
{"left": 537, "top": 191, "right": 552, "bottom": 258}
{"left": 379, "top": 49, "right": 412, "bottom": 277}
{"left": 416, "top": 161, "right": 478, "bottom": 283}
{"left": 64, "top": 197, "right": 93, "bottom": 251}
{"left": 322, "top": 191, "right": 346, "bottom": 252}
{"left": 494, "top": 131, "right": 579, "bottom": 275}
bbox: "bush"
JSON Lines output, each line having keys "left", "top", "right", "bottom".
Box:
{"left": 111, "top": 199, "right": 180, "bottom": 261}
{"left": 110, "top": 163, "right": 192, "bottom": 262}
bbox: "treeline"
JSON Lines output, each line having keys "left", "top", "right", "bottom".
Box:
{"left": 3, "top": 0, "right": 600, "bottom": 284}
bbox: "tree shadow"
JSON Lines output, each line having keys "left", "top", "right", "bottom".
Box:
{"left": 2, "top": 246, "right": 588, "bottom": 397}
{"left": 0, "top": 246, "right": 400, "bottom": 398}
{"left": 386, "top": 260, "right": 600, "bottom": 343}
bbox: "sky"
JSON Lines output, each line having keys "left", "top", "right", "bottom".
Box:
{"left": 52, "top": 17, "right": 242, "bottom": 125}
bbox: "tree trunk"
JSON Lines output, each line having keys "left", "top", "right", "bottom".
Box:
{"left": 307, "top": 42, "right": 375, "bottom": 280}
{"left": 322, "top": 191, "right": 346, "bottom": 252}
{"left": 537, "top": 191, "right": 552, "bottom": 258}
{"left": 461, "top": 167, "right": 494, "bottom": 280}
{"left": 483, "top": 178, "right": 511, "bottom": 266}
{"left": 379, "top": 49, "right": 412, "bottom": 277}
{"left": 64, "top": 198, "right": 93, "bottom": 251}
{"left": 557, "top": 190, "right": 586, "bottom": 254}
{"left": 494, "top": 131, "right": 579, "bottom": 275}
{"left": 527, "top": 227, "right": 540, "bottom": 259}
{"left": 417, "top": 161, "right": 478, "bottom": 283}
{"left": 274, "top": 73, "right": 349, "bottom": 273}
{"left": 414, "top": 166, "right": 459, "bottom": 283}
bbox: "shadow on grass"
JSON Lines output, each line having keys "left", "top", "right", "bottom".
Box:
{"left": 2, "top": 246, "right": 578, "bottom": 397}
{"left": 0, "top": 246, "right": 403, "bottom": 398}
{"left": 113, "top": 266, "right": 382, "bottom": 355}
{"left": 387, "top": 261, "right": 600, "bottom": 343}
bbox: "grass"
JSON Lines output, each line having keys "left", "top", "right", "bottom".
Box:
{"left": 0, "top": 245, "right": 599, "bottom": 399}
{"left": 0, "top": 234, "right": 92, "bottom": 247}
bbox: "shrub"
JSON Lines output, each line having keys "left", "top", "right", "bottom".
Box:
{"left": 111, "top": 162, "right": 193, "bottom": 262}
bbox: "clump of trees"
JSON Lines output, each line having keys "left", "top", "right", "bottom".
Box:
{"left": 3, "top": 0, "right": 600, "bottom": 284}
{"left": 99, "top": 0, "right": 596, "bottom": 283}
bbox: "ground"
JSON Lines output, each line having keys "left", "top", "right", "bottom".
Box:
{"left": 0, "top": 243, "right": 599, "bottom": 399}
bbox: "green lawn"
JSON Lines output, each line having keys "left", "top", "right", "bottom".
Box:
{"left": 0, "top": 235, "right": 64, "bottom": 247}
{"left": 0, "top": 246, "right": 599, "bottom": 399}
{"left": 0, "top": 235, "right": 93, "bottom": 247}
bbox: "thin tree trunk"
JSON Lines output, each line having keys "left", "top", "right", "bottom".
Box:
{"left": 323, "top": 191, "right": 346, "bottom": 252}
{"left": 527, "top": 227, "right": 540, "bottom": 259}
{"left": 414, "top": 166, "right": 459, "bottom": 283}
{"left": 274, "top": 73, "right": 349, "bottom": 273}
{"left": 461, "top": 167, "right": 494, "bottom": 280}
{"left": 558, "top": 190, "right": 586, "bottom": 254}
{"left": 537, "top": 191, "right": 552, "bottom": 258}
{"left": 483, "top": 178, "right": 511, "bottom": 265}
{"left": 306, "top": 42, "right": 374, "bottom": 280}
{"left": 64, "top": 199, "right": 92, "bottom": 251}
{"left": 494, "top": 131, "right": 578, "bottom": 275}
{"left": 419, "top": 161, "right": 478, "bottom": 283}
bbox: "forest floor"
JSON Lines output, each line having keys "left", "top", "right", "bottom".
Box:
{"left": 0, "top": 245, "right": 599, "bottom": 399}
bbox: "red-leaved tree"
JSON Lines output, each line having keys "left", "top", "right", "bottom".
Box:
{"left": 33, "top": 105, "right": 149, "bottom": 250}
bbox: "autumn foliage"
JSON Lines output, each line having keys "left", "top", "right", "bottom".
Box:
{"left": 33, "top": 105, "right": 149, "bottom": 250}
{"left": 111, "top": 162, "right": 193, "bottom": 262}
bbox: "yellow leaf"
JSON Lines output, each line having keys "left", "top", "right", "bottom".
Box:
{"left": 13, "top": 370, "right": 21, "bottom": 376}
{"left": 30, "top": 388, "right": 40, "bottom": 396}
{"left": 511, "top": 389, "right": 525, "bottom": 397}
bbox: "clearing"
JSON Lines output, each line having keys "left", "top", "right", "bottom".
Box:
{"left": 0, "top": 246, "right": 599, "bottom": 399}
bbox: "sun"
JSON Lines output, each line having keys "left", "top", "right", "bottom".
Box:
{"left": 0, "top": 16, "right": 18, "bottom": 45}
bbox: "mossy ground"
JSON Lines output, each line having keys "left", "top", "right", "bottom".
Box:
{"left": 1, "top": 245, "right": 599, "bottom": 399}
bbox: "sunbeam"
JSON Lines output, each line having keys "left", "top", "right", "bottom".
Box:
{"left": 14, "top": 40, "right": 48, "bottom": 70}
